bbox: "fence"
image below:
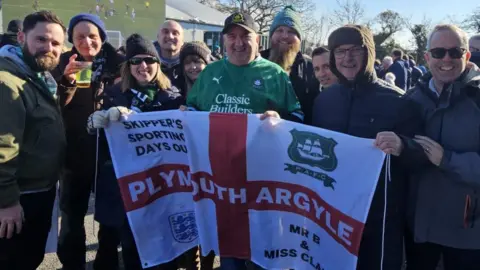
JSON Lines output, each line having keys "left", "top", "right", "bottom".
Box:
{"left": 106, "top": 30, "right": 124, "bottom": 49}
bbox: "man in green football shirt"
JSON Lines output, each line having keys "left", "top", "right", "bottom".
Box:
{"left": 186, "top": 11, "right": 303, "bottom": 270}
{"left": 186, "top": 12, "right": 304, "bottom": 123}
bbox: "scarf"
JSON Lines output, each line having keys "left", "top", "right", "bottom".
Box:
{"left": 91, "top": 43, "right": 123, "bottom": 109}
{"left": 129, "top": 83, "right": 162, "bottom": 113}
{"left": 160, "top": 55, "right": 180, "bottom": 69}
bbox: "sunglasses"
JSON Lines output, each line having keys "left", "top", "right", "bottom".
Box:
{"left": 129, "top": 56, "right": 159, "bottom": 65}
{"left": 429, "top": 47, "right": 466, "bottom": 59}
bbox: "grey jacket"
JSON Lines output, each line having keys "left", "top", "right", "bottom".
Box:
{"left": 407, "top": 69, "right": 480, "bottom": 249}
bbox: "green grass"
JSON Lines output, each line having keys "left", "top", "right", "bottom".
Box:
{"left": 2, "top": 0, "right": 165, "bottom": 45}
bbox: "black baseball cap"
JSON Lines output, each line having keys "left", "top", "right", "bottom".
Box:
{"left": 222, "top": 12, "right": 258, "bottom": 34}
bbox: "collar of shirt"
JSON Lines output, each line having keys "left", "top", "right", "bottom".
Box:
{"left": 429, "top": 78, "right": 440, "bottom": 97}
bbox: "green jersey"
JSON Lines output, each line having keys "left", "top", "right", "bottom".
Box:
{"left": 187, "top": 57, "right": 303, "bottom": 121}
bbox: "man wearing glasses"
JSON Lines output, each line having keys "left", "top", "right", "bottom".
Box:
{"left": 311, "top": 24, "right": 425, "bottom": 270}
{"left": 405, "top": 24, "right": 480, "bottom": 270}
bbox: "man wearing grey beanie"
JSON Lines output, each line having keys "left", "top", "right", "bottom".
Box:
{"left": 260, "top": 5, "right": 319, "bottom": 125}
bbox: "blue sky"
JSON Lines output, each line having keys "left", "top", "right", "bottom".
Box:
{"left": 311, "top": 0, "right": 477, "bottom": 48}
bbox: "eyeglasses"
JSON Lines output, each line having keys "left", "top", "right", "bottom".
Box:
{"left": 333, "top": 46, "right": 364, "bottom": 58}
{"left": 429, "top": 47, "right": 466, "bottom": 59}
{"left": 129, "top": 56, "right": 159, "bottom": 65}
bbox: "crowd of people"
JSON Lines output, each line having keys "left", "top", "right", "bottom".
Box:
{"left": 0, "top": 4, "right": 479, "bottom": 270}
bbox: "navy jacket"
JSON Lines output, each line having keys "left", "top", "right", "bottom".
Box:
{"left": 411, "top": 66, "right": 423, "bottom": 87}
{"left": 313, "top": 24, "right": 425, "bottom": 270}
{"left": 312, "top": 77, "right": 425, "bottom": 269}
{"left": 388, "top": 59, "right": 408, "bottom": 91}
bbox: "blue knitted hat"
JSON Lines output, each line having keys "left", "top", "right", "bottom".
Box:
{"left": 68, "top": 13, "right": 107, "bottom": 43}
{"left": 269, "top": 6, "right": 303, "bottom": 40}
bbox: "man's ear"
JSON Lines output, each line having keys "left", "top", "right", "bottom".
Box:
{"left": 424, "top": 52, "right": 429, "bottom": 63}
{"left": 466, "top": 50, "right": 472, "bottom": 62}
{"left": 256, "top": 35, "right": 260, "bottom": 44}
{"left": 17, "top": 32, "right": 25, "bottom": 46}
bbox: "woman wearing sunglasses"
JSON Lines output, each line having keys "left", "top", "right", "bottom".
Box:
{"left": 87, "top": 33, "right": 184, "bottom": 270}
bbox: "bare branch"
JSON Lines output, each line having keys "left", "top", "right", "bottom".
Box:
{"left": 199, "top": 0, "right": 317, "bottom": 34}
{"left": 302, "top": 11, "right": 332, "bottom": 46}
{"left": 463, "top": 8, "right": 480, "bottom": 33}
{"left": 330, "top": 0, "right": 365, "bottom": 26}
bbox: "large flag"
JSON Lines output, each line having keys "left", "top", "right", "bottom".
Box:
{"left": 105, "top": 111, "right": 385, "bottom": 269}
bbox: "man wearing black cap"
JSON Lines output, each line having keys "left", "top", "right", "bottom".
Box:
{"left": 52, "top": 13, "right": 124, "bottom": 270}
{"left": 186, "top": 11, "right": 303, "bottom": 270}
{"left": 187, "top": 12, "right": 303, "bottom": 121}
{"left": 0, "top": 19, "right": 22, "bottom": 48}
{"left": 311, "top": 25, "right": 426, "bottom": 270}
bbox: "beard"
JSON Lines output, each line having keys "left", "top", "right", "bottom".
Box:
{"left": 268, "top": 41, "right": 300, "bottom": 73}
{"left": 22, "top": 43, "right": 59, "bottom": 72}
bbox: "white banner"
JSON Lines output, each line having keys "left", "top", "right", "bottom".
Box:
{"left": 105, "top": 111, "right": 385, "bottom": 270}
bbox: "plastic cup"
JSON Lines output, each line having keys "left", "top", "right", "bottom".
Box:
{"left": 75, "top": 62, "right": 93, "bottom": 88}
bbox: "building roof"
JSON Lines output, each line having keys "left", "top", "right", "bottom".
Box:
{"left": 166, "top": 0, "right": 227, "bottom": 26}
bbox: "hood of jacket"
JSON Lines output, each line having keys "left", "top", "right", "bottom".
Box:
{"left": 328, "top": 24, "right": 377, "bottom": 88}
{"left": 0, "top": 45, "right": 36, "bottom": 78}
{"left": 0, "top": 45, "right": 59, "bottom": 98}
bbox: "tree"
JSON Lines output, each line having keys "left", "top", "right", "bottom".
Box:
{"left": 371, "top": 10, "right": 405, "bottom": 47}
{"left": 330, "top": 0, "right": 365, "bottom": 26}
{"left": 196, "top": 0, "right": 220, "bottom": 6}
{"left": 376, "top": 38, "right": 406, "bottom": 61}
{"left": 407, "top": 16, "right": 431, "bottom": 65}
{"left": 445, "top": 14, "right": 461, "bottom": 25}
{"left": 210, "top": 0, "right": 316, "bottom": 34}
{"left": 463, "top": 7, "right": 480, "bottom": 33}
{"left": 302, "top": 12, "right": 333, "bottom": 46}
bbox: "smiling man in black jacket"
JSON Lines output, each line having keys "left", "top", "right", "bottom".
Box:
{"left": 312, "top": 24, "right": 426, "bottom": 270}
